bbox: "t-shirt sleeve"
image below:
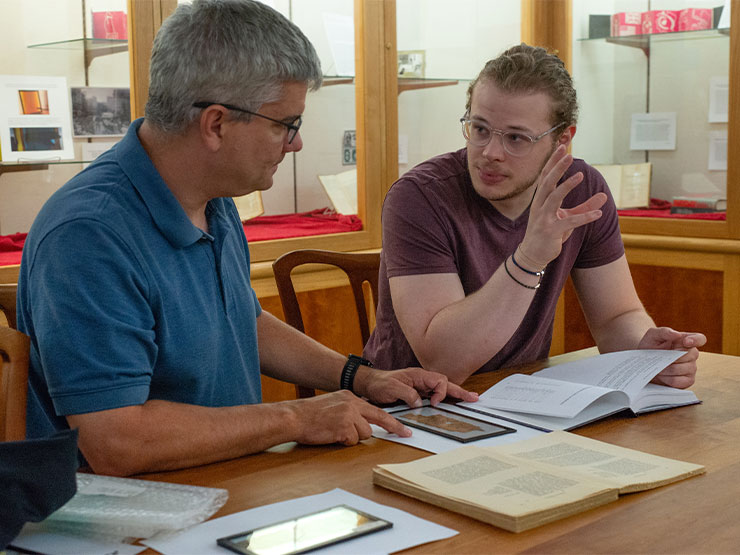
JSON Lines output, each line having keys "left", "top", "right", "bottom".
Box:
{"left": 381, "top": 179, "right": 459, "bottom": 278}
{"left": 26, "top": 219, "right": 156, "bottom": 416}
{"left": 572, "top": 164, "right": 625, "bottom": 269}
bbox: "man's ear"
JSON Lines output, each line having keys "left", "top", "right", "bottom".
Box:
{"left": 198, "top": 105, "right": 229, "bottom": 152}
{"left": 558, "top": 125, "right": 576, "bottom": 149}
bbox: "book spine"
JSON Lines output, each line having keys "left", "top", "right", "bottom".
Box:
{"left": 671, "top": 197, "right": 725, "bottom": 209}
{"left": 670, "top": 206, "right": 719, "bottom": 214}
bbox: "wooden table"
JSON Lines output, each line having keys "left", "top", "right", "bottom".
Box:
{"left": 140, "top": 350, "right": 740, "bottom": 554}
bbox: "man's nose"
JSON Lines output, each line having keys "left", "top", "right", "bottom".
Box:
{"left": 481, "top": 132, "right": 505, "bottom": 160}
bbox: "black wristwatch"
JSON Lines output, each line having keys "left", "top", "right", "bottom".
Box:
{"left": 340, "top": 354, "right": 374, "bottom": 393}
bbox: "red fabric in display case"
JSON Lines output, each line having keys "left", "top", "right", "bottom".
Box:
{"left": 0, "top": 209, "right": 363, "bottom": 267}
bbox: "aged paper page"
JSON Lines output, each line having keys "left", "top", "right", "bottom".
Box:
{"left": 493, "top": 431, "right": 705, "bottom": 494}
{"left": 376, "top": 445, "right": 614, "bottom": 518}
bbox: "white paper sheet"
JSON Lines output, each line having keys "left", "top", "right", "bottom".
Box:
{"left": 630, "top": 112, "right": 676, "bottom": 151}
{"left": 708, "top": 130, "right": 728, "bottom": 171}
{"left": 322, "top": 13, "right": 355, "bottom": 76}
{"left": 318, "top": 168, "right": 357, "bottom": 215}
{"left": 11, "top": 525, "right": 146, "bottom": 555}
{"left": 81, "top": 140, "right": 118, "bottom": 169}
{"left": 143, "top": 488, "right": 457, "bottom": 555}
{"left": 0, "top": 74, "right": 75, "bottom": 162}
{"left": 708, "top": 76, "right": 729, "bottom": 123}
{"left": 718, "top": 0, "right": 731, "bottom": 29}
{"left": 373, "top": 401, "right": 545, "bottom": 453}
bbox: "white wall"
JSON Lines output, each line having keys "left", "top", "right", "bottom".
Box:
{"left": 396, "top": 0, "right": 521, "bottom": 174}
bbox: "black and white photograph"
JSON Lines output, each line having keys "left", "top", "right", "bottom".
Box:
{"left": 71, "top": 86, "right": 131, "bottom": 137}
{"left": 397, "top": 49, "right": 425, "bottom": 78}
{"left": 391, "top": 406, "right": 516, "bottom": 443}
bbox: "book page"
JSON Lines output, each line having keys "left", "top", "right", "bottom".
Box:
{"left": 233, "top": 191, "right": 264, "bottom": 221}
{"left": 318, "top": 169, "right": 357, "bottom": 215}
{"left": 475, "top": 373, "right": 627, "bottom": 418}
{"left": 376, "top": 445, "right": 615, "bottom": 519}
{"left": 494, "top": 431, "right": 704, "bottom": 494}
{"left": 630, "top": 383, "right": 699, "bottom": 413}
{"left": 534, "top": 350, "right": 684, "bottom": 399}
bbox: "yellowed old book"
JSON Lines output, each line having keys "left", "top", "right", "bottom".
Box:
{"left": 233, "top": 191, "right": 264, "bottom": 221}
{"left": 373, "top": 431, "right": 704, "bottom": 533}
{"left": 593, "top": 162, "right": 651, "bottom": 209}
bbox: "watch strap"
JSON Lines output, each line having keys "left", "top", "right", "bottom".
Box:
{"left": 340, "top": 354, "right": 374, "bottom": 393}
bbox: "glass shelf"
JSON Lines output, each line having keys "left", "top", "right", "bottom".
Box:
{"left": 27, "top": 38, "right": 128, "bottom": 63}
{"left": 0, "top": 160, "right": 93, "bottom": 174}
{"left": 579, "top": 27, "right": 729, "bottom": 52}
{"left": 398, "top": 78, "right": 459, "bottom": 94}
{"left": 28, "top": 37, "right": 128, "bottom": 51}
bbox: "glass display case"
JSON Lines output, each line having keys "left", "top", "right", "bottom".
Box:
{"left": 0, "top": 1, "right": 400, "bottom": 268}
{"left": 573, "top": 0, "right": 730, "bottom": 234}
{"left": 0, "top": 0, "right": 131, "bottom": 235}
{"left": 572, "top": 0, "right": 737, "bottom": 239}
{"left": 565, "top": 0, "right": 740, "bottom": 355}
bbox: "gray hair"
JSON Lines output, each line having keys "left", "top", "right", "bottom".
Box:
{"left": 145, "top": 0, "right": 323, "bottom": 134}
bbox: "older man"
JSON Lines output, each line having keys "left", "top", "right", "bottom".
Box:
{"left": 18, "top": 0, "right": 476, "bottom": 476}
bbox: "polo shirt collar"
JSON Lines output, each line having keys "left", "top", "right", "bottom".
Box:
{"left": 116, "top": 118, "right": 206, "bottom": 248}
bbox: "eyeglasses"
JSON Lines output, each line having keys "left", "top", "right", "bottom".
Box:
{"left": 460, "top": 114, "right": 566, "bottom": 157}
{"left": 193, "top": 101, "right": 302, "bottom": 144}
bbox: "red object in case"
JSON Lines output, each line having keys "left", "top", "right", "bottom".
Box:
{"left": 92, "top": 11, "right": 128, "bottom": 40}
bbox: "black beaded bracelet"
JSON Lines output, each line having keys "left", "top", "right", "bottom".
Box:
{"left": 504, "top": 256, "right": 540, "bottom": 290}
{"left": 340, "top": 354, "right": 374, "bottom": 393}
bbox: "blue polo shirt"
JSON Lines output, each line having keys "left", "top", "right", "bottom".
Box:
{"left": 19, "top": 119, "right": 263, "bottom": 439}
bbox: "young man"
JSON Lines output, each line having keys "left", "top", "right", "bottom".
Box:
{"left": 364, "top": 44, "right": 705, "bottom": 385}
{"left": 17, "top": 0, "right": 476, "bottom": 477}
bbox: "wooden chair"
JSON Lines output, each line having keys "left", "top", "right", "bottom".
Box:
{"left": 0, "top": 283, "right": 18, "bottom": 329}
{"left": 0, "top": 326, "right": 30, "bottom": 441}
{"left": 272, "top": 249, "right": 381, "bottom": 398}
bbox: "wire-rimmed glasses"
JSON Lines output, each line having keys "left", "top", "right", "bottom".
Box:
{"left": 460, "top": 114, "right": 566, "bottom": 157}
{"left": 193, "top": 101, "right": 302, "bottom": 144}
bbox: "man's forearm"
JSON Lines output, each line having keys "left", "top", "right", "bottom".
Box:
{"left": 256, "top": 311, "right": 347, "bottom": 391}
{"left": 68, "top": 399, "right": 302, "bottom": 476}
{"left": 402, "top": 264, "right": 541, "bottom": 383}
{"left": 591, "top": 308, "right": 655, "bottom": 353}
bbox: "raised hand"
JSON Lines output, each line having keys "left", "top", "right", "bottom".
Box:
{"left": 519, "top": 145, "right": 607, "bottom": 269}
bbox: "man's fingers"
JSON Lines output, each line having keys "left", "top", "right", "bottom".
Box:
{"left": 681, "top": 333, "right": 707, "bottom": 348}
{"left": 365, "top": 406, "right": 412, "bottom": 437}
{"left": 531, "top": 146, "right": 571, "bottom": 207}
{"left": 446, "top": 383, "right": 479, "bottom": 403}
{"left": 660, "top": 349, "right": 700, "bottom": 372}
{"left": 654, "top": 373, "right": 696, "bottom": 389}
{"left": 559, "top": 192, "right": 608, "bottom": 217}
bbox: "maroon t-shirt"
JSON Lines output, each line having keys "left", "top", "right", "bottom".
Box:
{"left": 364, "top": 148, "right": 624, "bottom": 373}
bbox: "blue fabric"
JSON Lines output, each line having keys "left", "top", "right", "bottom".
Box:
{"left": 19, "top": 119, "right": 263, "bottom": 440}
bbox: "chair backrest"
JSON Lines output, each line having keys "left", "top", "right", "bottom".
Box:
{"left": 0, "top": 283, "right": 18, "bottom": 329}
{"left": 272, "top": 249, "right": 381, "bottom": 398}
{"left": 0, "top": 326, "right": 30, "bottom": 441}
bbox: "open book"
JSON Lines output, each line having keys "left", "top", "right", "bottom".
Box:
{"left": 373, "top": 431, "right": 704, "bottom": 533}
{"left": 458, "top": 350, "right": 699, "bottom": 431}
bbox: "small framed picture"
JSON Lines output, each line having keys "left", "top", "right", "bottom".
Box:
{"left": 71, "top": 87, "right": 131, "bottom": 138}
{"left": 392, "top": 406, "right": 516, "bottom": 443}
{"left": 397, "top": 49, "right": 425, "bottom": 78}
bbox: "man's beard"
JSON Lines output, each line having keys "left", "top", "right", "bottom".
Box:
{"left": 479, "top": 144, "right": 555, "bottom": 202}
